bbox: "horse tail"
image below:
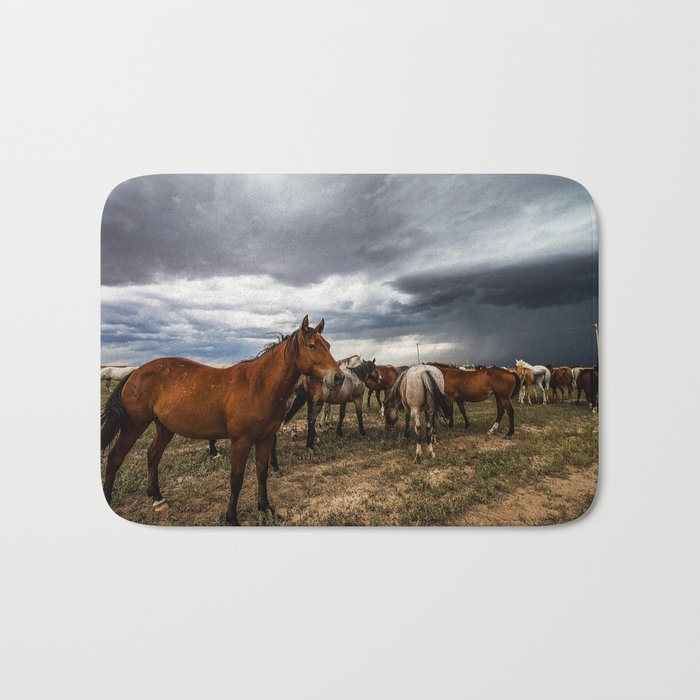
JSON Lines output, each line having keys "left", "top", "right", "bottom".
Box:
{"left": 423, "top": 370, "right": 450, "bottom": 419}
{"left": 100, "top": 372, "right": 132, "bottom": 452}
{"left": 284, "top": 391, "right": 309, "bottom": 424}
{"left": 510, "top": 371, "right": 521, "bottom": 398}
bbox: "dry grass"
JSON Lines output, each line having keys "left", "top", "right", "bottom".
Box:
{"left": 101, "top": 383, "right": 598, "bottom": 527}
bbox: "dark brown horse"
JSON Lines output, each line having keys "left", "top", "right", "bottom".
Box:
{"left": 100, "top": 316, "right": 343, "bottom": 525}
{"left": 431, "top": 364, "right": 521, "bottom": 438}
{"left": 547, "top": 365, "right": 575, "bottom": 402}
{"left": 576, "top": 366, "right": 599, "bottom": 410}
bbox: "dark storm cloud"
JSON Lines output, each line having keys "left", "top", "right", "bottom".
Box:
{"left": 392, "top": 251, "right": 598, "bottom": 311}
{"left": 101, "top": 174, "right": 598, "bottom": 367}
{"left": 102, "top": 174, "right": 595, "bottom": 287}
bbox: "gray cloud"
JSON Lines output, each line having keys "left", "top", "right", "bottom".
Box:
{"left": 101, "top": 175, "right": 598, "bottom": 367}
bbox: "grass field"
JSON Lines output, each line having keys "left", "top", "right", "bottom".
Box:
{"left": 100, "top": 381, "right": 598, "bottom": 527}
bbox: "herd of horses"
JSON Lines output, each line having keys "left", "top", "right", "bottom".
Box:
{"left": 101, "top": 316, "right": 599, "bottom": 525}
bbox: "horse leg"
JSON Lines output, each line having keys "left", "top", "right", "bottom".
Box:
{"left": 208, "top": 439, "right": 219, "bottom": 457}
{"left": 336, "top": 402, "right": 346, "bottom": 437}
{"left": 446, "top": 395, "right": 455, "bottom": 428}
{"left": 502, "top": 398, "right": 515, "bottom": 438}
{"left": 367, "top": 390, "right": 372, "bottom": 409}
{"left": 457, "top": 401, "right": 469, "bottom": 429}
{"left": 576, "top": 386, "right": 582, "bottom": 405}
{"left": 105, "top": 378, "right": 111, "bottom": 391}
{"left": 404, "top": 411, "right": 411, "bottom": 438}
{"left": 146, "top": 421, "right": 174, "bottom": 504}
{"left": 225, "top": 438, "right": 252, "bottom": 525}
{"left": 413, "top": 408, "right": 422, "bottom": 463}
{"left": 254, "top": 436, "right": 276, "bottom": 516}
{"left": 306, "top": 399, "right": 320, "bottom": 449}
{"left": 269, "top": 434, "right": 282, "bottom": 477}
{"left": 354, "top": 397, "right": 366, "bottom": 436}
{"left": 426, "top": 409, "right": 437, "bottom": 458}
{"left": 488, "top": 398, "right": 505, "bottom": 435}
{"left": 103, "top": 421, "right": 149, "bottom": 505}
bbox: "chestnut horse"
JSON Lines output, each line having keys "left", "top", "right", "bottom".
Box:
{"left": 515, "top": 365, "right": 536, "bottom": 405}
{"left": 100, "top": 316, "right": 343, "bottom": 525}
{"left": 547, "top": 365, "right": 575, "bottom": 402}
{"left": 431, "top": 364, "right": 520, "bottom": 438}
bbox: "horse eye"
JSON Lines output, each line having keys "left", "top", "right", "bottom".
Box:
{"left": 308, "top": 344, "right": 315, "bottom": 350}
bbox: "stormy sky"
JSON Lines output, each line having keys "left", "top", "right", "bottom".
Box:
{"left": 101, "top": 174, "right": 598, "bottom": 368}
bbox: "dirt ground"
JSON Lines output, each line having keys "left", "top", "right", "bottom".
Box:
{"left": 101, "top": 381, "right": 598, "bottom": 527}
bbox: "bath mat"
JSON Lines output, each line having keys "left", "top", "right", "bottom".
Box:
{"left": 101, "top": 174, "right": 599, "bottom": 526}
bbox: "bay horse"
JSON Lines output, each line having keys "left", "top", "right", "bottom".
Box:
{"left": 384, "top": 365, "right": 450, "bottom": 463}
{"left": 515, "top": 365, "right": 536, "bottom": 405}
{"left": 100, "top": 316, "right": 343, "bottom": 525}
{"left": 515, "top": 359, "right": 550, "bottom": 404}
{"left": 365, "top": 364, "right": 406, "bottom": 410}
{"left": 576, "top": 366, "right": 599, "bottom": 411}
{"left": 431, "top": 364, "right": 520, "bottom": 438}
{"left": 547, "top": 365, "right": 575, "bottom": 402}
{"left": 284, "top": 359, "right": 377, "bottom": 449}
{"left": 101, "top": 366, "right": 138, "bottom": 391}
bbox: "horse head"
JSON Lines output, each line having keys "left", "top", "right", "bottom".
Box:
{"left": 294, "top": 316, "right": 343, "bottom": 390}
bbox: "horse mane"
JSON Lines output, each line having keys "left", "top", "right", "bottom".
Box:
{"left": 349, "top": 360, "right": 375, "bottom": 382}
{"left": 238, "top": 331, "right": 296, "bottom": 364}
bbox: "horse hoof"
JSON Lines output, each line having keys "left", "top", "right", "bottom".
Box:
{"left": 211, "top": 453, "right": 221, "bottom": 459}
{"left": 272, "top": 469, "right": 283, "bottom": 478}
{"left": 504, "top": 434, "right": 513, "bottom": 440}
{"left": 152, "top": 498, "right": 168, "bottom": 511}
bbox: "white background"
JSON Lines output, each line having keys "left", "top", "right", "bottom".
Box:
{"left": 1, "top": 2, "right": 698, "bottom": 698}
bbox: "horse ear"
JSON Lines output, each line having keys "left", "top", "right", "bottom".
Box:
{"left": 301, "top": 315, "right": 309, "bottom": 332}
{"left": 316, "top": 318, "right": 325, "bottom": 334}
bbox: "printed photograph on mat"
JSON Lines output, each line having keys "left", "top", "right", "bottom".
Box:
{"left": 101, "top": 175, "right": 598, "bottom": 526}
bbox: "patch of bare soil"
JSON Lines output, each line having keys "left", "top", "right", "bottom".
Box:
{"left": 455, "top": 464, "right": 597, "bottom": 526}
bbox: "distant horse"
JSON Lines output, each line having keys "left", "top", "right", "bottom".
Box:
{"left": 547, "top": 365, "right": 575, "bottom": 402}
{"left": 515, "top": 365, "right": 536, "bottom": 405}
{"left": 101, "top": 366, "right": 138, "bottom": 391}
{"left": 432, "top": 364, "right": 520, "bottom": 438}
{"left": 515, "top": 359, "right": 551, "bottom": 404}
{"left": 101, "top": 316, "right": 343, "bottom": 525}
{"left": 365, "top": 364, "right": 406, "bottom": 410}
{"left": 576, "top": 366, "right": 599, "bottom": 411}
{"left": 284, "top": 359, "right": 377, "bottom": 449}
{"left": 572, "top": 367, "right": 582, "bottom": 384}
{"left": 384, "top": 365, "right": 450, "bottom": 463}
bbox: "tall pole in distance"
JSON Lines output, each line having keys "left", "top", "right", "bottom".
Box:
{"left": 416, "top": 342, "right": 421, "bottom": 364}
{"left": 593, "top": 322, "right": 599, "bottom": 358}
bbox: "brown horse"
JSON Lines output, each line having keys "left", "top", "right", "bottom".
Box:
{"left": 576, "top": 366, "right": 599, "bottom": 411}
{"left": 365, "top": 364, "right": 404, "bottom": 409}
{"left": 547, "top": 365, "right": 575, "bottom": 402}
{"left": 431, "top": 364, "right": 521, "bottom": 438}
{"left": 515, "top": 365, "right": 536, "bottom": 405}
{"left": 100, "top": 316, "right": 343, "bottom": 525}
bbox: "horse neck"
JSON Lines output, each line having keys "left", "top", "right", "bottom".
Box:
{"left": 251, "top": 336, "right": 302, "bottom": 399}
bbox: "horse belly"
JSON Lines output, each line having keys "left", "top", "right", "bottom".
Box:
{"left": 144, "top": 384, "right": 226, "bottom": 439}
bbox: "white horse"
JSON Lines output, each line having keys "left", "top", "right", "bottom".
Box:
{"left": 383, "top": 365, "right": 450, "bottom": 463}
{"left": 101, "top": 366, "right": 138, "bottom": 390}
{"left": 515, "top": 359, "right": 551, "bottom": 404}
